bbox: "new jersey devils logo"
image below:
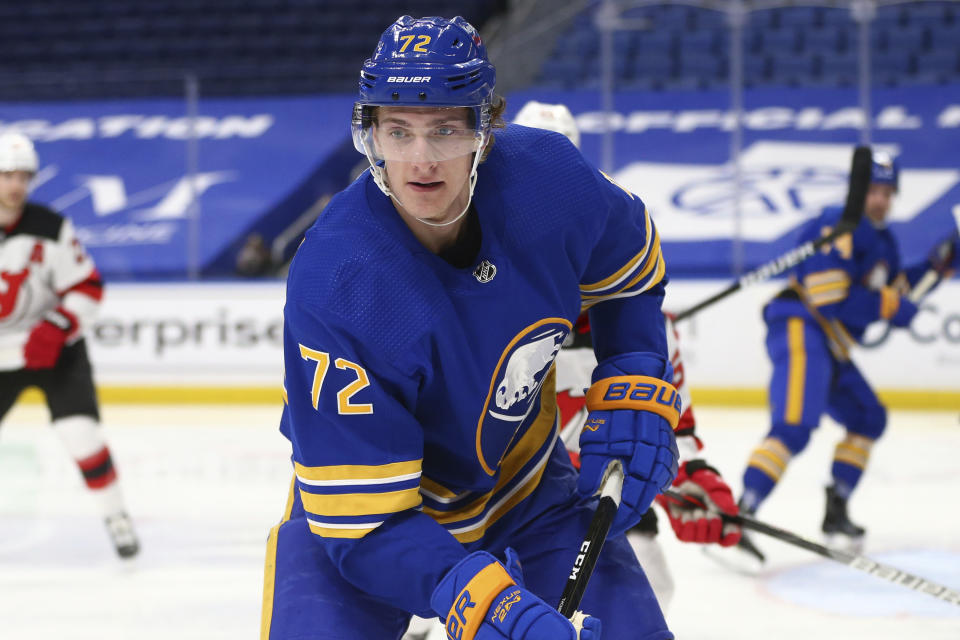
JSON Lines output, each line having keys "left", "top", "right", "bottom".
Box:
{"left": 0, "top": 269, "right": 29, "bottom": 320}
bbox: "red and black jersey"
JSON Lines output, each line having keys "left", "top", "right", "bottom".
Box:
{"left": 0, "top": 203, "right": 102, "bottom": 370}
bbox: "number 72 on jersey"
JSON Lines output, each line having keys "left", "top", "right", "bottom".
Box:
{"left": 290, "top": 344, "right": 374, "bottom": 415}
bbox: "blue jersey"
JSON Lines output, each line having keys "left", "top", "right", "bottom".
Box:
{"left": 279, "top": 125, "right": 669, "bottom": 616}
{"left": 766, "top": 205, "right": 927, "bottom": 354}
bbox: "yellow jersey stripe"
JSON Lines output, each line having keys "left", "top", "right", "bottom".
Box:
{"left": 423, "top": 371, "right": 557, "bottom": 525}
{"left": 810, "top": 290, "right": 849, "bottom": 307}
{"left": 281, "top": 474, "right": 296, "bottom": 523}
{"left": 763, "top": 437, "right": 793, "bottom": 462}
{"left": 580, "top": 250, "right": 665, "bottom": 311}
{"left": 300, "top": 486, "right": 421, "bottom": 517}
{"left": 583, "top": 228, "right": 662, "bottom": 301}
{"left": 753, "top": 448, "right": 788, "bottom": 472}
{"left": 580, "top": 207, "right": 653, "bottom": 293}
{"left": 785, "top": 317, "right": 806, "bottom": 425}
{"left": 294, "top": 459, "right": 421, "bottom": 485}
{"left": 806, "top": 280, "right": 849, "bottom": 296}
{"left": 803, "top": 269, "right": 849, "bottom": 286}
{"left": 748, "top": 454, "right": 784, "bottom": 481}
{"left": 420, "top": 477, "right": 462, "bottom": 501}
{"left": 307, "top": 520, "right": 380, "bottom": 539}
{"left": 833, "top": 451, "right": 868, "bottom": 469}
{"left": 450, "top": 426, "right": 558, "bottom": 543}
{"left": 260, "top": 524, "right": 281, "bottom": 640}
{"left": 836, "top": 442, "right": 870, "bottom": 458}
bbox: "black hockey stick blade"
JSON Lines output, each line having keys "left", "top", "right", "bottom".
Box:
{"left": 663, "top": 489, "right": 960, "bottom": 607}
{"left": 557, "top": 460, "right": 624, "bottom": 619}
{"left": 673, "top": 146, "right": 873, "bottom": 323}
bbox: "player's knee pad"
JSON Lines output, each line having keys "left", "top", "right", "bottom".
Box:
{"left": 767, "top": 423, "right": 812, "bottom": 455}
{"left": 849, "top": 404, "right": 887, "bottom": 440}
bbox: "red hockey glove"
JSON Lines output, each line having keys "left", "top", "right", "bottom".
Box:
{"left": 656, "top": 459, "right": 741, "bottom": 547}
{"left": 23, "top": 307, "right": 78, "bottom": 370}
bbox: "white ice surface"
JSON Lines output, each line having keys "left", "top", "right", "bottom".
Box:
{"left": 0, "top": 403, "right": 957, "bottom": 639}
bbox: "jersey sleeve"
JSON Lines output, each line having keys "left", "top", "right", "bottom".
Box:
{"left": 51, "top": 219, "right": 102, "bottom": 331}
{"left": 281, "top": 295, "right": 466, "bottom": 617}
{"left": 580, "top": 169, "right": 670, "bottom": 377}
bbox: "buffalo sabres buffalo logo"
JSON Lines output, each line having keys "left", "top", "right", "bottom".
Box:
{"left": 475, "top": 318, "right": 571, "bottom": 475}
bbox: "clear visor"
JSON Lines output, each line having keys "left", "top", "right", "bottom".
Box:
{"left": 352, "top": 105, "right": 483, "bottom": 163}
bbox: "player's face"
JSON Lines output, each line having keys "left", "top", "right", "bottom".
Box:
{"left": 374, "top": 107, "right": 475, "bottom": 224}
{"left": 0, "top": 170, "right": 31, "bottom": 214}
{"left": 864, "top": 183, "right": 895, "bottom": 225}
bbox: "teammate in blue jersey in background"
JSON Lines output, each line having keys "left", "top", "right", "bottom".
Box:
{"left": 261, "top": 16, "right": 680, "bottom": 640}
{"left": 731, "top": 152, "right": 959, "bottom": 567}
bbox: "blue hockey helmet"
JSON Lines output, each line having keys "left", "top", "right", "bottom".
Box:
{"left": 352, "top": 16, "right": 497, "bottom": 226}
{"left": 352, "top": 16, "right": 495, "bottom": 157}
{"left": 356, "top": 16, "right": 494, "bottom": 110}
{"left": 870, "top": 151, "right": 899, "bottom": 191}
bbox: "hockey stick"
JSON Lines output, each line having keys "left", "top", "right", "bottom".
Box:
{"left": 663, "top": 490, "right": 960, "bottom": 607}
{"left": 557, "top": 459, "right": 625, "bottom": 621}
{"left": 673, "top": 146, "right": 873, "bottom": 322}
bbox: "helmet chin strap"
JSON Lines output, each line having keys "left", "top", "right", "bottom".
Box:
{"left": 364, "top": 132, "right": 487, "bottom": 228}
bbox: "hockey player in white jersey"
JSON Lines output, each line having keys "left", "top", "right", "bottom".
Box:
{"left": 0, "top": 132, "right": 139, "bottom": 558}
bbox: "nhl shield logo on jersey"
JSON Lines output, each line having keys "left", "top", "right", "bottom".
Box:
{"left": 473, "top": 259, "right": 496, "bottom": 283}
{"left": 475, "top": 318, "right": 571, "bottom": 474}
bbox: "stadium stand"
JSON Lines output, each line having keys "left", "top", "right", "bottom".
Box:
{"left": 533, "top": 1, "right": 960, "bottom": 90}
{"left": 0, "top": 0, "right": 503, "bottom": 100}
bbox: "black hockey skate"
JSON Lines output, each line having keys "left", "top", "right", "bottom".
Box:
{"left": 105, "top": 511, "right": 140, "bottom": 559}
{"left": 821, "top": 485, "right": 865, "bottom": 551}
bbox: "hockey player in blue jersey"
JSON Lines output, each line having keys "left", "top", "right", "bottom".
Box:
{"left": 261, "top": 15, "right": 680, "bottom": 640}
{"left": 733, "top": 152, "right": 959, "bottom": 565}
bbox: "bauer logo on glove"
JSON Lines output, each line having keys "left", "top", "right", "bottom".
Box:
{"left": 578, "top": 366, "right": 681, "bottom": 538}
{"left": 585, "top": 375, "right": 682, "bottom": 429}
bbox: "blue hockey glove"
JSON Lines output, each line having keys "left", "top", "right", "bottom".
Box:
{"left": 431, "top": 551, "right": 601, "bottom": 640}
{"left": 577, "top": 359, "right": 680, "bottom": 538}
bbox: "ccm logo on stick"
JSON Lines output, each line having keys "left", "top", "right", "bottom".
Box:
{"left": 569, "top": 541, "right": 591, "bottom": 580}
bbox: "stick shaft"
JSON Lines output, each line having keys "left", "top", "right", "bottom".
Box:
{"left": 663, "top": 489, "right": 960, "bottom": 607}
{"left": 557, "top": 495, "right": 617, "bottom": 618}
{"left": 557, "top": 463, "right": 624, "bottom": 618}
{"left": 736, "top": 511, "right": 960, "bottom": 607}
{"left": 674, "top": 236, "right": 823, "bottom": 322}
{"left": 673, "top": 146, "right": 872, "bottom": 323}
